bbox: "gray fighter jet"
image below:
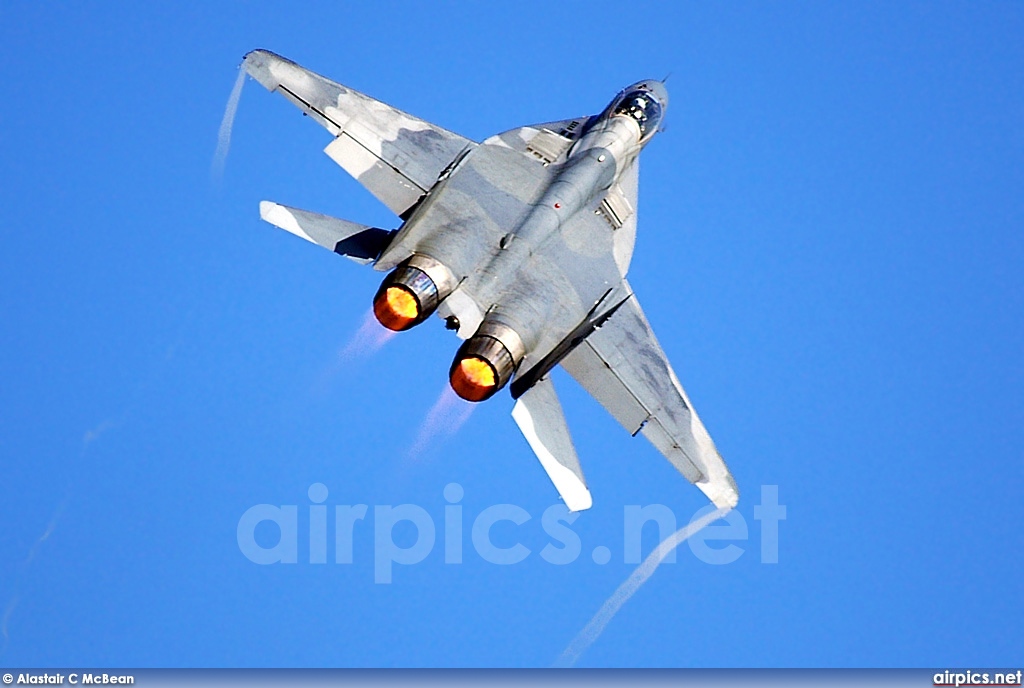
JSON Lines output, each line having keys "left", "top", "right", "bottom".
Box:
{"left": 242, "top": 50, "right": 738, "bottom": 511}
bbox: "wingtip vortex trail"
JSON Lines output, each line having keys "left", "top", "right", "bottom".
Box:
{"left": 555, "top": 506, "right": 732, "bottom": 667}
{"left": 211, "top": 67, "right": 247, "bottom": 185}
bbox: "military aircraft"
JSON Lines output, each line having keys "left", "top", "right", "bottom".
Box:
{"left": 241, "top": 50, "right": 738, "bottom": 511}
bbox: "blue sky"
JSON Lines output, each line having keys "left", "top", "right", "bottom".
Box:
{"left": 1, "top": 1, "right": 1022, "bottom": 668}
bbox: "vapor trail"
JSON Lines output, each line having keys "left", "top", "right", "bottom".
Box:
{"left": 22, "top": 499, "right": 67, "bottom": 569}
{"left": 0, "top": 595, "right": 18, "bottom": 654}
{"left": 407, "top": 386, "right": 475, "bottom": 459}
{"left": 1, "top": 428, "right": 103, "bottom": 657}
{"left": 0, "top": 320, "right": 188, "bottom": 658}
{"left": 211, "top": 67, "right": 247, "bottom": 184}
{"left": 555, "top": 506, "right": 731, "bottom": 667}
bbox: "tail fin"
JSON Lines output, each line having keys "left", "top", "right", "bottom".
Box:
{"left": 259, "top": 201, "right": 393, "bottom": 265}
{"left": 512, "top": 376, "right": 592, "bottom": 511}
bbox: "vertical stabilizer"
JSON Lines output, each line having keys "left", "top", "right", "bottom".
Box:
{"left": 511, "top": 377, "right": 592, "bottom": 511}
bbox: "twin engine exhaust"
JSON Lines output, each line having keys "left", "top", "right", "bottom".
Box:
{"left": 373, "top": 255, "right": 525, "bottom": 402}
{"left": 449, "top": 321, "right": 525, "bottom": 402}
{"left": 372, "top": 255, "right": 456, "bottom": 332}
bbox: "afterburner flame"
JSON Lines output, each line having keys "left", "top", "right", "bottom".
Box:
{"left": 373, "top": 286, "right": 419, "bottom": 331}
{"left": 450, "top": 356, "right": 497, "bottom": 402}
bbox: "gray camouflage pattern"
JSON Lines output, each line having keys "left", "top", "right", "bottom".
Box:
{"left": 242, "top": 49, "right": 738, "bottom": 510}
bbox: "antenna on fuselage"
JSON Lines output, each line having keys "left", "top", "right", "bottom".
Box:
{"left": 660, "top": 72, "right": 672, "bottom": 134}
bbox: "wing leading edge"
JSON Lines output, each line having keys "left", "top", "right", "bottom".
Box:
{"left": 560, "top": 284, "right": 739, "bottom": 509}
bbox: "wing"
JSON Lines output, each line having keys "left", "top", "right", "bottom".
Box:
{"left": 243, "top": 50, "right": 474, "bottom": 217}
{"left": 560, "top": 283, "right": 739, "bottom": 509}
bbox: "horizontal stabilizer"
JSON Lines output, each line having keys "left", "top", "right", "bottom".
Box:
{"left": 259, "top": 201, "right": 392, "bottom": 265}
{"left": 512, "top": 376, "right": 592, "bottom": 512}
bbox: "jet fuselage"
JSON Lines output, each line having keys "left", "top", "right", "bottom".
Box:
{"left": 372, "top": 81, "right": 669, "bottom": 402}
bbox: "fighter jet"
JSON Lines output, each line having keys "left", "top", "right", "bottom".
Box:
{"left": 241, "top": 50, "right": 738, "bottom": 511}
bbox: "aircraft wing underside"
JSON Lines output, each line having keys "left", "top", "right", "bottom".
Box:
{"left": 243, "top": 50, "right": 474, "bottom": 217}
{"left": 242, "top": 50, "right": 734, "bottom": 510}
{"left": 560, "top": 286, "right": 739, "bottom": 509}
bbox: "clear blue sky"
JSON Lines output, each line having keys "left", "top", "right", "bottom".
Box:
{"left": 1, "top": 1, "right": 1021, "bottom": 668}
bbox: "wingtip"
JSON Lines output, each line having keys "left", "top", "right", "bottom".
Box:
{"left": 716, "top": 491, "right": 740, "bottom": 510}
{"left": 242, "top": 48, "right": 280, "bottom": 64}
{"left": 698, "top": 475, "right": 740, "bottom": 510}
{"left": 241, "top": 49, "right": 290, "bottom": 91}
{"left": 258, "top": 201, "right": 316, "bottom": 245}
{"left": 566, "top": 490, "right": 593, "bottom": 513}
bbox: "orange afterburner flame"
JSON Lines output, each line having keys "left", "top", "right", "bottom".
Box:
{"left": 373, "top": 286, "right": 419, "bottom": 331}
{"left": 450, "top": 356, "right": 497, "bottom": 402}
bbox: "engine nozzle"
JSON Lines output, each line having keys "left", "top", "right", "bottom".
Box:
{"left": 372, "top": 255, "right": 455, "bottom": 332}
{"left": 449, "top": 322, "right": 525, "bottom": 402}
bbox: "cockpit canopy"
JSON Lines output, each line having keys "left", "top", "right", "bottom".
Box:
{"left": 612, "top": 89, "right": 664, "bottom": 137}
